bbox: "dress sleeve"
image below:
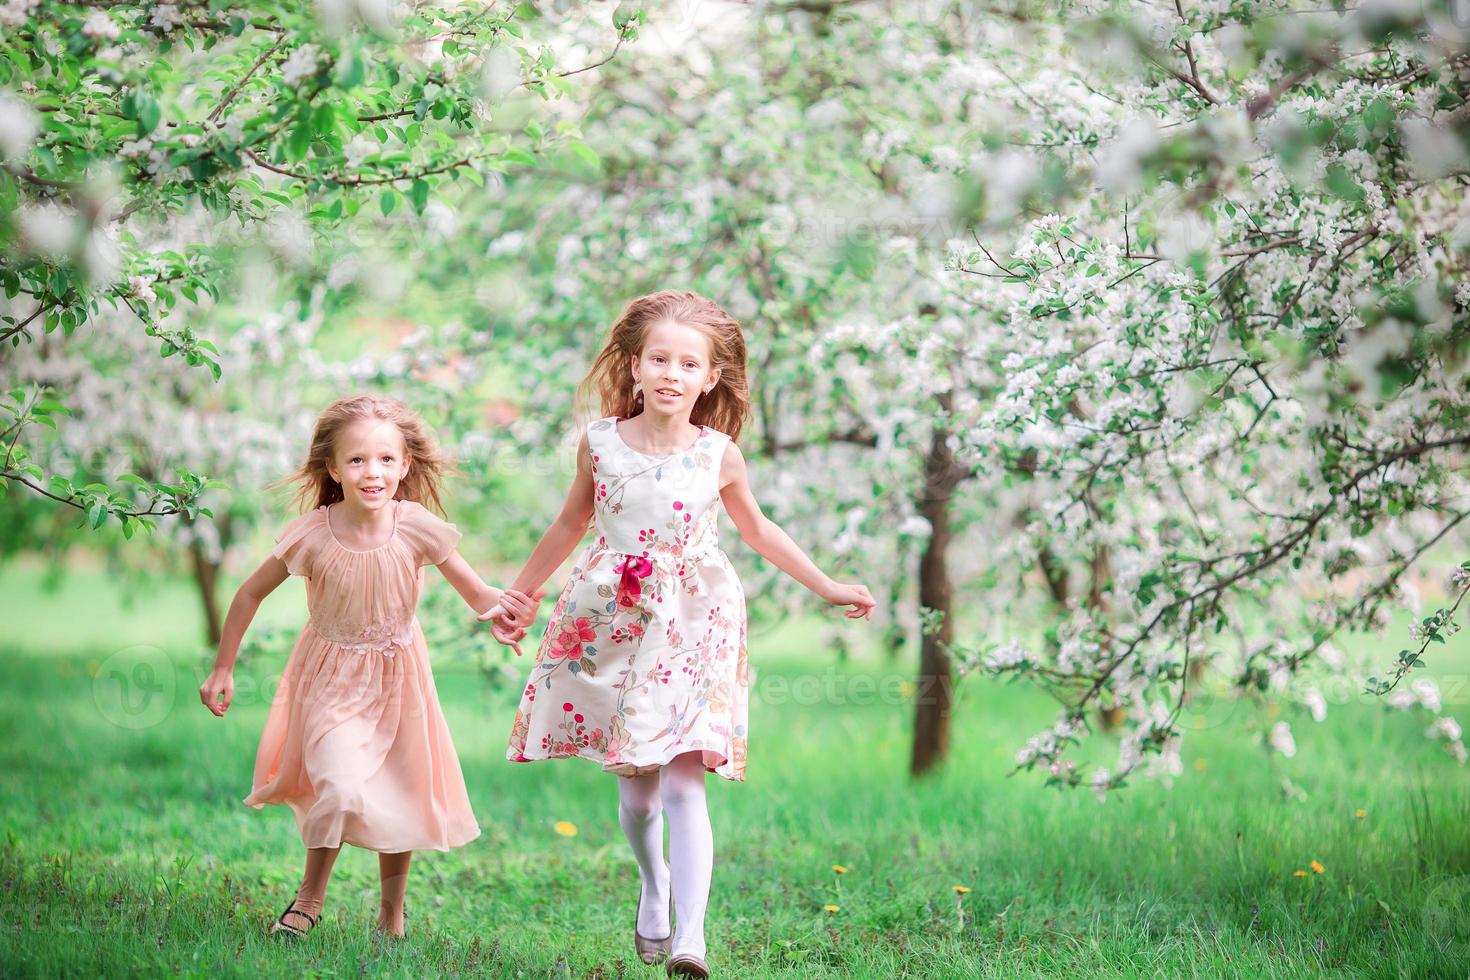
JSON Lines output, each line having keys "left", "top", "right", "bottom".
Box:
{"left": 398, "top": 500, "right": 463, "bottom": 567}
{"left": 271, "top": 508, "right": 325, "bottom": 577}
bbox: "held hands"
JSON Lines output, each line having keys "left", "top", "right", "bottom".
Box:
{"left": 822, "top": 580, "right": 877, "bottom": 620}
{"left": 478, "top": 587, "right": 545, "bottom": 656}
{"left": 199, "top": 667, "right": 234, "bottom": 717}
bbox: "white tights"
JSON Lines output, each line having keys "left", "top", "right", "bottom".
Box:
{"left": 616, "top": 752, "right": 713, "bottom": 960}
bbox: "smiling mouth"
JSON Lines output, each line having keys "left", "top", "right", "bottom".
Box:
{"left": 655, "top": 388, "right": 680, "bottom": 398}
{"left": 361, "top": 486, "right": 385, "bottom": 496}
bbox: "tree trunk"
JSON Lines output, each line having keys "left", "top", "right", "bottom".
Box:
{"left": 184, "top": 512, "right": 231, "bottom": 647}
{"left": 883, "top": 544, "right": 908, "bottom": 661}
{"left": 190, "top": 537, "right": 223, "bottom": 647}
{"left": 911, "top": 397, "right": 963, "bottom": 777}
{"left": 1084, "top": 514, "right": 1128, "bottom": 729}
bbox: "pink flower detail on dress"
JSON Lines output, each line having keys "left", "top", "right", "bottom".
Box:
{"left": 611, "top": 621, "right": 646, "bottom": 644}
{"left": 549, "top": 619, "right": 596, "bottom": 660}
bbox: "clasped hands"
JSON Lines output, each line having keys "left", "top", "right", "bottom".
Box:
{"left": 479, "top": 588, "right": 546, "bottom": 656}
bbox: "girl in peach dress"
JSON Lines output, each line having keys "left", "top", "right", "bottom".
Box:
{"left": 199, "top": 394, "right": 534, "bottom": 940}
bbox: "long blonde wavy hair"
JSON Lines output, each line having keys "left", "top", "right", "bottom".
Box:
{"left": 577, "top": 290, "right": 751, "bottom": 441}
{"left": 280, "top": 394, "right": 453, "bottom": 515}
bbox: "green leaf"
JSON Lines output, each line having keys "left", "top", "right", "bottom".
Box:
{"left": 136, "top": 92, "right": 161, "bottom": 136}
{"left": 335, "top": 50, "right": 365, "bottom": 89}
{"left": 286, "top": 122, "right": 312, "bottom": 162}
{"left": 380, "top": 188, "right": 398, "bottom": 216}
{"left": 566, "top": 140, "right": 600, "bottom": 170}
{"left": 312, "top": 102, "right": 337, "bottom": 139}
{"left": 409, "top": 178, "right": 429, "bottom": 214}
{"left": 501, "top": 147, "right": 536, "bottom": 167}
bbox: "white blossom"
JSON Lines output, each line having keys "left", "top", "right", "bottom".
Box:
{"left": 0, "top": 92, "right": 37, "bottom": 163}
{"left": 1411, "top": 678, "right": 1442, "bottom": 714}
{"left": 1303, "top": 688, "right": 1328, "bottom": 723}
{"left": 1269, "top": 721, "right": 1297, "bottom": 758}
{"left": 81, "top": 10, "right": 121, "bottom": 39}
{"left": 149, "top": 3, "right": 184, "bottom": 32}
{"left": 281, "top": 44, "right": 324, "bottom": 88}
{"left": 128, "top": 275, "right": 157, "bottom": 304}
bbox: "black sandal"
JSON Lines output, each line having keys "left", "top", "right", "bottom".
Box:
{"left": 269, "top": 902, "right": 319, "bottom": 939}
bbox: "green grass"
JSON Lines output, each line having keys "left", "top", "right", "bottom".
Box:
{"left": 1, "top": 564, "right": 1468, "bottom": 977}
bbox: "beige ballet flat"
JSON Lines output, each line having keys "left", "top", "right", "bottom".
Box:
{"left": 634, "top": 894, "right": 672, "bottom": 964}
{"left": 666, "top": 952, "right": 710, "bottom": 978}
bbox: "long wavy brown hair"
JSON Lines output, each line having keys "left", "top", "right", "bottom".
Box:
{"left": 279, "top": 394, "right": 454, "bottom": 515}
{"left": 577, "top": 290, "right": 751, "bottom": 441}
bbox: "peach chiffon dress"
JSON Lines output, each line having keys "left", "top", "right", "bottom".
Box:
{"left": 243, "top": 499, "right": 481, "bottom": 852}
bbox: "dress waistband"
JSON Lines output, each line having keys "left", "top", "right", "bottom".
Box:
{"left": 306, "top": 619, "right": 416, "bottom": 658}
{"left": 590, "top": 536, "right": 722, "bottom": 566}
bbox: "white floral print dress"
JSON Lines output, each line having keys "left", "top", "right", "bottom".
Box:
{"left": 507, "top": 416, "right": 750, "bottom": 780}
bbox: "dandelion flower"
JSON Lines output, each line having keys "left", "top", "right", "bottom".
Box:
{"left": 823, "top": 904, "right": 840, "bottom": 913}
{"left": 832, "top": 865, "right": 847, "bottom": 874}
{"left": 1354, "top": 809, "right": 1367, "bottom": 819}
{"left": 1293, "top": 870, "right": 1309, "bottom": 877}
{"left": 553, "top": 820, "right": 577, "bottom": 837}
{"left": 1310, "top": 860, "right": 1324, "bottom": 874}
{"left": 952, "top": 885, "right": 971, "bottom": 895}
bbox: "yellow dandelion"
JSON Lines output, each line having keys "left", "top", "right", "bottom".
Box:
{"left": 898, "top": 681, "right": 916, "bottom": 698}
{"left": 1293, "top": 869, "right": 1309, "bottom": 877}
{"left": 952, "top": 885, "right": 971, "bottom": 895}
{"left": 553, "top": 820, "right": 577, "bottom": 837}
{"left": 1310, "top": 860, "right": 1325, "bottom": 874}
{"left": 823, "top": 904, "right": 840, "bottom": 913}
{"left": 832, "top": 865, "right": 847, "bottom": 874}
{"left": 1194, "top": 758, "right": 1207, "bottom": 771}
{"left": 1354, "top": 809, "right": 1367, "bottom": 819}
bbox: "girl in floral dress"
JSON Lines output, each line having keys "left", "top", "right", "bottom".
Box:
{"left": 485, "top": 291, "right": 875, "bottom": 977}
{"left": 198, "top": 395, "right": 534, "bottom": 940}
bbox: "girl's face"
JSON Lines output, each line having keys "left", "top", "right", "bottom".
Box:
{"left": 326, "top": 417, "right": 411, "bottom": 511}
{"left": 630, "top": 319, "right": 720, "bottom": 419}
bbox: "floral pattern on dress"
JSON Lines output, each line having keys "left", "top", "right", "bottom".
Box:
{"left": 507, "top": 417, "right": 749, "bottom": 780}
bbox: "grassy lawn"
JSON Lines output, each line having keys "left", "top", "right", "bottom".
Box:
{"left": 1, "top": 563, "right": 1467, "bottom": 977}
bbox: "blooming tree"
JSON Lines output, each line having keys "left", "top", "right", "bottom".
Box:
{"left": 474, "top": 0, "right": 1470, "bottom": 787}
{"left": 944, "top": 0, "right": 1470, "bottom": 791}
{"left": 1, "top": 0, "right": 636, "bottom": 533}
